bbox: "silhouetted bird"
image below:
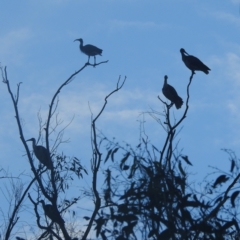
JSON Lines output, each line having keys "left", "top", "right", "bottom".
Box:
{"left": 26, "top": 138, "right": 52, "bottom": 169}
{"left": 162, "top": 75, "right": 183, "bottom": 109}
{"left": 74, "top": 38, "right": 102, "bottom": 64}
{"left": 40, "top": 200, "right": 65, "bottom": 225}
{"left": 180, "top": 48, "right": 210, "bottom": 74}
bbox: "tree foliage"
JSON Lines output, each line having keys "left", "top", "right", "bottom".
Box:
{"left": 94, "top": 73, "right": 240, "bottom": 240}
{"left": 0, "top": 50, "right": 240, "bottom": 240}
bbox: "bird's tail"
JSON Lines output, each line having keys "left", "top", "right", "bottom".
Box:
{"left": 203, "top": 65, "right": 210, "bottom": 74}
{"left": 203, "top": 69, "right": 209, "bottom": 74}
{"left": 175, "top": 97, "right": 184, "bottom": 109}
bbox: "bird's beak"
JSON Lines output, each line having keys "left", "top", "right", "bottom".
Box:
{"left": 74, "top": 39, "right": 79, "bottom": 42}
{"left": 183, "top": 49, "right": 189, "bottom": 55}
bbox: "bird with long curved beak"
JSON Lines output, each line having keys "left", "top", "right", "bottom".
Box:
{"left": 74, "top": 38, "right": 102, "bottom": 64}
{"left": 40, "top": 200, "right": 65, "bottom": 225}
{"left": 162, "top": 75, "right": 183, "bottom": 109}
{"left": 26, "top": 138, "right": 52, "bottom": 169}
{"left": 180, "top": 48, "right": 210, "bottom": 74}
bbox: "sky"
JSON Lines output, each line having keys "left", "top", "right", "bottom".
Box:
{"left": 1, "top": 0, "right": 240, "bottom": 238}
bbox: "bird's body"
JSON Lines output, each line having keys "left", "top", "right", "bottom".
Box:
{"left": 26, "top": 138, "right": 52, "bottom": 169}
{"left": 74, "top": 38, "right": 102, "bottom": 64}
{"left": 40, "top": 200, "right": 65, "bottom": 225}
{"left": 180, "top": 48, "right": 210, "bottom": 74}
{"left": 162, "top": 75, "right": 183, "bottom": 109}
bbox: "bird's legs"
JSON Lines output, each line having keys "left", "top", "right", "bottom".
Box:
{"left": 168, "top": 103, "right": 174, "bottom": 109}
{"left": 88, "top": 56, "right": 90, "bottom": 63}
{"left": 94, "top": 56, "right": 96, "bottom": 65}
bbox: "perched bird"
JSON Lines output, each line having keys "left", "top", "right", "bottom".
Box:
{"left": 74, "top": 38, "right": 102, "bottom": 64}
{"left": 162, "top": 75, "right": 183, "bottom": 109}
{"left": 26, "top": 138, "right": 52, "bottom": 169}
{"left": 180, "top": 48, "right": 210, "bottom": 74}
{"left": 40, "top": 200, "right": 65, "bottom": 225}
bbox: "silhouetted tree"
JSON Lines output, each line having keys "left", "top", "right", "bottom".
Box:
{"left": 93, "top": 73, "right": 240, "bottom": 240}
{"left": 1, "top": 48, "right": 240, "bottom": 240}
{"left": 0, "top": 54, "right": 121, "bottom": 240}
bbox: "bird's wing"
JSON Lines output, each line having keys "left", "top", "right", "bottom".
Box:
{"left": 85, "top": 44, "right": 102, "bottom": 55}
{"left": 188, "top": 55, "right": 205, "bottom": 67}
{"left": 163, "top": 84, "right": 179, "bottom": 103}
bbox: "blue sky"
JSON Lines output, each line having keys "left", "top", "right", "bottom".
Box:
{"left": 1, "top": 0, "right": 240, "bottom": 237}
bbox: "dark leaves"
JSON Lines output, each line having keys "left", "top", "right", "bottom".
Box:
{"left": 111, "top": 147, "right": 119, "bottom": 162}
{"left": 231, "top": 191, "right": 240, "bottom": 207}
{"left": 120, "top": 152, "right": 130, "bottom": 169}
{"left": 181, "top": 155, "right": 193, "bottom": 166}
{"left": 148, "top": 229, "right": 158, "bottom": 238}
{"left": 114, "top": 214, "right": 138, "bottom": 223}
{"left": 230, "top": 159, "right": 235, "bottom": 172}
{"left": 104, "top": 149, "right": 112, "bottom": 163}
{"left": 122, "top": 221, "right": 137, "bottom": 238}
{"left": 212, "top": 174, "right": 229, "bottom": 188}
{"left": 128, "top": 156, "right": 138, "bottom": 179}
{"left": 122, "top": 165, "right": 130, "bottom": 170}
{"left": 119, "top": 182, "right": 136, "bottom": 200}
{"left": 158, "top": 229, "right": 171, "bottom": 239}
{"left": 95, "top": 217, "right": 106, "bottom": 237}
{"left": 178, "top": 161, "right": 186, "bottom": 177}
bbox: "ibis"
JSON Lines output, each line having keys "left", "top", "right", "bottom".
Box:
{"left": 40, "top": 200, "right": 64, "bottom": 225}
{"left": 162, "top": 75, "right": 183, "bottom": 109}
{"left": 180, "top": 48, "right": 210, "bottom": 74}
{"left": 26, "top": 138, "right": 52, "bottom": 169}
{"left": 74, "top": 38, "right": 102, "bottom": 64}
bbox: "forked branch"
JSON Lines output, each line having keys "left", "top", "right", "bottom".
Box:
{"left": 82, "top": 76, "right": 126, "bottom": 240}
{"left": 159, "top": 72, "right": 194, "bottom": 164}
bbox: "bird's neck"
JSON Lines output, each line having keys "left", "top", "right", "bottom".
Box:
{"left": 164, "top": 79, "right": 167, "bottom": 86}
{"left": 32, "top": 140, "right": 36, "bottom": 149}
{"left": 79, "top": 41, "right": 83, "bottom": 48}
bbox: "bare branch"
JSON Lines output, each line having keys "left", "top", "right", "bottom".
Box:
{"left": 82, "top": 76, "right": 126, "bottom": 240}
